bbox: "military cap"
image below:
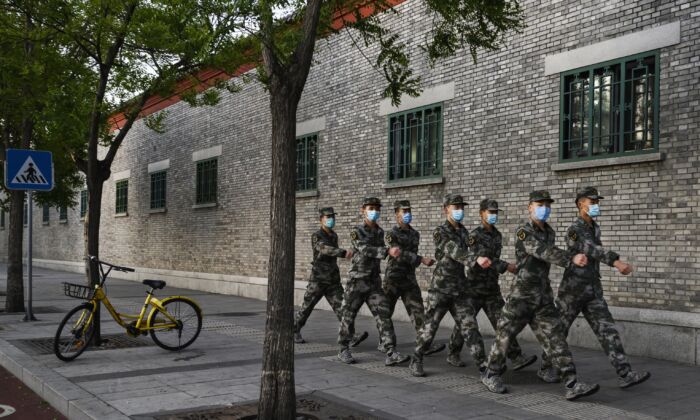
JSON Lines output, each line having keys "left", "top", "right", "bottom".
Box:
{"left": 479, "top": 199, "right": 499, "bottom": 212}
{"left": 529, "top": 190, "right": 555, "bottom": 203}
{"left": 362, "top": 197, "right": 382, "bottom": 208}
{"left": 318, "top": 207, "right": 337, "bottom": 217}
{"left": 576, "top": 186, "right": 604, "bottom": 202}
{"left": 393, "top": 200, "right": 411, "bottom": 210}
{"left": 443, "top": 194, "right": 468, "bottom": 207}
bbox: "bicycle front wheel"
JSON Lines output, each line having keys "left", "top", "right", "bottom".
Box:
{"left": 54, "top": 302, "right": 95, "bottom": 361}
{"left": 149, "top": 297, "right": 202, "bottom": 351}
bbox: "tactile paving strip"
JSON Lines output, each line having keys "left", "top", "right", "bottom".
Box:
{"left": 321, "top": 353, "right": 656, "bottom": 420}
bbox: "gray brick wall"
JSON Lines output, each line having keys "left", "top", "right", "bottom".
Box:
{"left": 2, "top": 0, "right": 698, "bottom": 313}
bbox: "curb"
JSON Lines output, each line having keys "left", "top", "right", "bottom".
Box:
{"left": 0, "top": 338, "right": 130, "bottom": 420}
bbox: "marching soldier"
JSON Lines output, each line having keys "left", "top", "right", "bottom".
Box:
{"left": 538, "top": 187, "right": 650, "bottom": 388}
{"left": 294, "top": 207, "right": 368, "bottom": 347}
{"left": 337, "top": 197, "right": 410, "bottom": 366}
{"left": 409, "top": 194, "right": 491, "bottom": 377}
{"left": 382, "top": 200, "right": 445, "bottom": 356}
{"left": 445, "top": 199, "right": 536, "bottom": 372}
{"left": 481, "top": 190, "right": 599, "bottom": 401}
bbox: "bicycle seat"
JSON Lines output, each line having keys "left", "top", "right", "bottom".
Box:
{"left": 142, "top": 279, "right": 166, "bottom": 290}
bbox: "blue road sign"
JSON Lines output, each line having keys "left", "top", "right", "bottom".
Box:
{"left": 4, "top": 149, "right": 54, "bottom": 191}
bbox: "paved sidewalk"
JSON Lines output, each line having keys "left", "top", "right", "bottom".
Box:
{"left": 0, "top": 265, "right": 697, "bottom": 420}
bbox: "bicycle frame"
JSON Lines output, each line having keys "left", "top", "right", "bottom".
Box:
{"left": 89, "top": 287, "right": 180, "bottom": 332}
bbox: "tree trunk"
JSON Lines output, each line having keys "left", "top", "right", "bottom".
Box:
{"left": 5, "top": 189, "right": 26, "bottom": 313}
{"left": 85, "top": 175, "right": 104, "bottom": 344}
{"left": 257, "top": 94, "right": 298, "bottom": 419}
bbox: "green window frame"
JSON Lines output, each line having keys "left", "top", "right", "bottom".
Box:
{"left": 80, "top": 190, "right": 88, "bottom": 219}
{"left": 296, "top": 133, "right": 318, "bottom": 192}
{"left": 196, "top": 158, "right": 217, "bottom": 204}
{"left": 150, "top": 171, "right": 167, "bottom": 209}
{"left": 560, "top": 51, "right": 659, "bottom": 162}
{"left": 42, "top": 204, "right": 50, "bottom": 224}
{"left": 115, "top": 180, "right": 128, "bottom": 214}
{"left": 387, "top": 104, "right": 443, "bottom": 182}
{"left": 59, "top": 205, "right": 68, "bottom": 221}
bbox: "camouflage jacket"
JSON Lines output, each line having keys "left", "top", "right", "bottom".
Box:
{"left": 563, "top": 217, "right": 619, "bottom": 281}
{"left": 512, "top": 220, "right": 572, "bottom": 297}
{"left": 349, "top": 222, "right": 388, "bottom": 280}
{"left": 384, "top": 225, "right": 422, "bottom": 278}
{"left": 430, "top": 221, "right": 477, "bottom": 296}
{"left": 465, "top": 225, "right": 510, "bottom": 295}
{"left": 310, "top": 228, "right": 347, "bottom": 282}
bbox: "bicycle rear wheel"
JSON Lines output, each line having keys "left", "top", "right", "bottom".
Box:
{"left": 149, "top": 297, "right": 202, "bottom": 351}
{"left": 54, "top": 303, "right": 95, "bottom": 361}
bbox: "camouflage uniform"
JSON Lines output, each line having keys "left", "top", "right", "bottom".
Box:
{"left": 338, "top": 199, "right": 398, "bottom": 353}
{"left": 485, "top": 191, "right": 580, "bottom": 385}
{"left": 447, "top": 221, "right": 526, "bottom": 366}
{"left": 294, "top": 209, "right": 348, "bottom": 333}
{"left": 414, "top": 195, "right": 478, "bottom": 360}
{"left": 381, "top": 200, "right": 427, "bottom": 352}
{"left": 540, "top": 187, "right": 631, "bottom": 377}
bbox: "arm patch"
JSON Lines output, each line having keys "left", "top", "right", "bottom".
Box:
{"left": 350, "top": 230, "right": 358, "bottom": 241}
{"left": 385, "top": 233, "right": 394, "bottom": 244}
{"left": 468, "top": 236, "right": 476, "bottom": 246}
{"left": 517, "top": 229, "right": 527, "bottom": 241}
{"left": 568, "top": 230, "right": 577, "bottom": 241}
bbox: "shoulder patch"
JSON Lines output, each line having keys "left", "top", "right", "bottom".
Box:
{"left": 385, "top": 232, "right": 394, "bottom": 244}
{"left": 433, "top": 230, "right": 441, "bottom": 242}
{"left": 568, "top": 230, "right": 577, "bottom": 241}
{"left": 350, "top": 230, "right": 358, "bottom": 241}
{"left": 312, "top": 234, "right": 318, "bottom": 244}
{"left": 468, "top": 236, "right": 476, "bottom": 246}
{"left": 517, "top": 228, "right": 527, "bottom": 241}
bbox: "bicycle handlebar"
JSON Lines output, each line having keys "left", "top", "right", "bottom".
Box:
{"left": 86, "top": 255, "right": 135, "bottom": 272}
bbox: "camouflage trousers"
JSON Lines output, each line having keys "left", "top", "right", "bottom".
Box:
{"left": 446, "top": 292, "right": 525, "bottom": 367}
{"left": 541, "top": 279, "right": 631, "bottom": 377}
{"left": 338, "top": 276, "right": 397, "bottom": 352}
{"left": 486, "top": 290, "right": 577, "bottom": 384}
{"left": 294, "top": 278, "right": 344, "bottom": 333}
{"left": 414, "top": 290, "right": 473, "bottom": 359}
{"left": 379, "top": 273, "right": 426, "bottom": 352}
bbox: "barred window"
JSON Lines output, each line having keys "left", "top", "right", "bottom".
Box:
{"left": 388, "top": 104, "right": 442, "bottom": 182}
{"left": 115, "top": 180, "right": 128, "bottom": 214}
{"left": 150, "top": 171, "right": 167, "bottom": 209}
{"left": 80, "top": 190, "right": 88, "bottom": 219}
{"left": 561, "top": 52, "right": 658, "bottom": 162}
{"left": 59, "top": 206, "right": 68, "bottom": 221}
{"left": 196, "top": 158, "right": 217, "bottom": 204}
{"left": 42, "top": 204, "right": 50, "bottom": 224}
{"left": 296, "top": 133, "right": 318, "bottom": 191}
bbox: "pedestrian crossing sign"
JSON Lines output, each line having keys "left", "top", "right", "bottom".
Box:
{"left": 4, "top": 149, "right": 54, "bottom": 191}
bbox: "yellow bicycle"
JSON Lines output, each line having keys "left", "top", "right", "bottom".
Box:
{"left": 54, "top": 256, "right": 203, "bottom": 361}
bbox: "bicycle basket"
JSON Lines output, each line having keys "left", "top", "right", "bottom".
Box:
{"left": 63, "top": 282, "right": 95, "bottom": 300}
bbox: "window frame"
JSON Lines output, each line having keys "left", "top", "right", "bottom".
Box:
{"left": 296, "top": 132, "right": 319, "bottom": 192}
{"left": 150, "top": 170, "right": 167, "bottom": 210}
{"left": 42, "top": 203, "right": 50, "bottom": 224}
{"left": 386, "top": 103, "right": 444, "bottom": 183}
{"left": 195, "top": 158, "right": 218, "bottom": 205}
{"left": 558, "top": 50, "right": 660, "bottom": 163}
{"left": 115, "top": 179, "right": 129, "bottom": 215}
{"left": 80, "top": 190, "right": 88, "bottom": 219}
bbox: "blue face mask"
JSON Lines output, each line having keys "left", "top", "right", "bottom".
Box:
{"left": 533, "top": 206, "right": 551, "bottom": 222}
{"left": 324, "top": 218, "right": 335, "bottom": 229}
{"left": 451, "top": 209, "right": 464, "bottom": 222}
{"left": 366, "top": 210, "right": 380, "bottom": 222}
{"left": 486, "top": 214, "right": 498, "bottom": 225}
{"left": 587, "top": 204, "right": 600, "bottom": 217}
{"left": 402, "top": 213, "right": 412, "bottom": 224}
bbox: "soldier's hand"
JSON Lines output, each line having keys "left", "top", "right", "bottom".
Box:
{"left": 421, "top": 257, "right": 435, "bottom": 266}
{"left": 572, "top": 253, "right": 588, "bottom": 267}
{"left": 506, "top": 263, "right": 517, "bottom": 274}
{"left": 345, "top": 250, "right": 354, "bottom": 259}
{"left": 388, "top": 247, "right": 401, "bottom": 258}
{"left": 614, "top": 260, "right": 633, "bottom": 275}
{"left": 477, "top": 257, "right": 492, "bottom": 269}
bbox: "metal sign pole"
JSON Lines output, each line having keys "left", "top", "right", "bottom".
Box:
{"left": 24, "top": 190, "right": 36, "bottom": 321}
